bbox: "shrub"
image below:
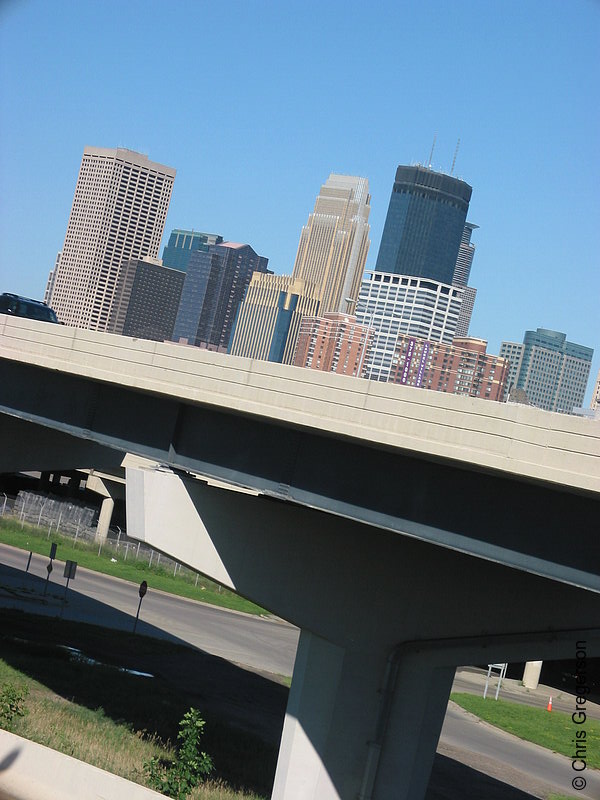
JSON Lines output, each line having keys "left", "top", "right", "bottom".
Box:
{"left": 0, "top": 683, "right": 29, "bottom": 731}
{"left": 145, "top": 708, "right": 214, "bottom": 799}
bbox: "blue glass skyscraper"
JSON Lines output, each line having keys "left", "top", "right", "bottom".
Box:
{"left": 375, "top": 165, "right": 472, "bottom": 284}
{"left": 162, "top": 229, "right": 223, "bottom": 272}
{"left": 173, "top": 242, "right": 269, "bottom": 350}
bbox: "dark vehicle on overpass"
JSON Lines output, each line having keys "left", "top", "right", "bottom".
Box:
{"left": 0, "top": 293, "right": 60, "bottom": 323}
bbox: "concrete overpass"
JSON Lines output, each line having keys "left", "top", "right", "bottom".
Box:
{"left": 1, "top": 316, "right": 599, "bottom": 800}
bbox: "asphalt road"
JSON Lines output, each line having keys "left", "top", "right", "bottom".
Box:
{"left": 2, "top": 541, "right": 599, "bottom": 799}
{"left": 439, "top": 702, "right": 600, "bottom": 800}
{"left": 0, "top": 542, "right": 299, "bottom": 676}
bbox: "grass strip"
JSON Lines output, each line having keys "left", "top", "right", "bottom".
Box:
{"left": 0, "top": 610, "right": 277, "bottom": 799}
{"left": 0, "top": 517, "right": 267, "bottom": 616}
{"left": 451, "top": 693, "right": 600, "bottom": 769}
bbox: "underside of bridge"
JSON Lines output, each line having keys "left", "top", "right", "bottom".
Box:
{"left": 1, "top": 337, "right": 599, "bottom": 800}
{"left": 126, "top": 465, "right": 600, "bottom": 800}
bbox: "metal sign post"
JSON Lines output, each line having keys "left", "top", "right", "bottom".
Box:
{"left": 483, "top": 663, "right": 508, "bottom": 700}
{"left": 60, "top": 560, "right": 77, "bottom": 617}
{"left": 43, "top": 560, "right": 53, "bottom": 595}
{"left": 133, "top": 580, "right": 148, "bottom": 634}
{"left": 43, "top": 543, "right": 58, "bottom": 596}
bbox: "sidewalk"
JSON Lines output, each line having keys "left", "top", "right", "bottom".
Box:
{"left": 453, "top": 666, "right": 600, "bottom": 718}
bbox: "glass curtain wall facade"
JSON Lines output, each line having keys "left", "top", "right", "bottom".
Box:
{"left": 162, "top": 229, "right": 223, "bottom": 272}
{"left": 453, "top": 222, "right": 478, "bottom": 337}
{"left": 173, "top": 242, "right": 269, "bottom": 350}
{"left": 229, "top": 274, "right": 320, "bottom": 363}
{"left": 375, "top": 165, "right": 472, "bottom": 284}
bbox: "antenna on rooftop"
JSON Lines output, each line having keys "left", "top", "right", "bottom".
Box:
{"left": 450, "top": 138, "right": 460, "bottom": 175}
{"left": 428, "top": 134, "right": 437, "bottom": 168}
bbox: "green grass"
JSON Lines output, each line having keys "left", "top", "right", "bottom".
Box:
{"left": 548, "top": 795, "right": 581, "bottom": 800}
{"left": 451, "top": 693, "right": 600, "bottom": 769}
{"left": 0, "top": 610, "right": 279, "bottom": 798}
{"left": 0, "top": 517, "right": 267, "bottom": 616}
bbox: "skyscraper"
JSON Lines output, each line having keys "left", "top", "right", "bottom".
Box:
{"left": 162, "top": 229, "right": 223, "bottom": 272}
{"left": 173, "top": 242, "right": 269, "bottom": 351}
{"left": 375, "top": 165, "right": 472, "bottom": 284}
{"left": 292, "top": 174, "right": 371, "bottom": 314}
{"left": 48, "top": 146, "right": 175, "bottom": 331}
{"left": 356, "top": 163, "right": 473, "bottom": 381}
{"left": 356, "top": 272, "right": 464, "bottom": 382}
{"left": 453, "top": 222, "right": 478, "bottom": 337}
{"left": 500, "top": 328, "right": 593, "bottom": 414}
{"left": 229, "top": 174, "right": 371, "bottom": 362}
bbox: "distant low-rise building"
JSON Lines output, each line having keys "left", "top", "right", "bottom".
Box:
{"left": 388, "top": 335, "right": 508, "bottom": 401}
{"left": 292, "top": 313, "right": 375, "bottom": 377}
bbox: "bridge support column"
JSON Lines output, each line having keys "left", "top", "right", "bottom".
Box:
{"left": 95, "top": 496, "right": 114, "bottom": 543}
{"left": 272, "top": 630, "right": 345, "bottom": 800}
{"left": 369, "top": 659, "right": 455, "bottom": 800}
{"left": 271, "top": 633, "right": 455, "bottom": 800}
{"left": 522, "top": 660, "right": 543, "bottom": 689}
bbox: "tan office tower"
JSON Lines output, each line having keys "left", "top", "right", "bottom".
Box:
{"left": 229, "top": 273, "right": 320, "bottom": 363}
{"left": 48, "top": 146, "right": 175, "bottom": 331}
{"left": 292, "top": 174, "right": 371, "bottom": 314}
{"left": 229, "top": 173, "right": 370, "bottom": 363}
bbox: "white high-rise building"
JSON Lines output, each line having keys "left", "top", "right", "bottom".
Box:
{"left": 44, "top": 251, "right": 61, "bottom": 305}
{"left": 48, "top": 146, "right": 175, "bottom": 331}
{"left": 453, "top": 222, "right": 478, "bottom": 338}
{"left": 355, "top": 272, "right": 464, "bottom": 382}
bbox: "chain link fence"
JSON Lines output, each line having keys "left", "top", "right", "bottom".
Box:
{"left": 1, "top": 490, "right": 206, "bottom": 585}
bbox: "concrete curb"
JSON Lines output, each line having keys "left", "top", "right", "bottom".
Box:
{"left": 0, "top": 730, "right": 165, "bottom": 800}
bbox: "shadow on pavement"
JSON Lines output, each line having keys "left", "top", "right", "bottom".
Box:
{"left": 427, "top": 754, "right": 539, "bottom": 799}
{"left": 1, "top": 561, "right": 541, "bottom": 800}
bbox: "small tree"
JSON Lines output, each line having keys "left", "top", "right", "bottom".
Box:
{"left": 145, "top": 708, "right": 214, "bottom": 799}
{"left": 0, "top": 683, "right": 29, "bottom": 731}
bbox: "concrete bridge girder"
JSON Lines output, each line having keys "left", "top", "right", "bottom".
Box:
{"left": 126, "top": 466, "right": 600, "bottom": 800}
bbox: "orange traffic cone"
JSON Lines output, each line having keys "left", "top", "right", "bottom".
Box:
{"left": 547, "top": 696, "right": 553, "bottom": 712}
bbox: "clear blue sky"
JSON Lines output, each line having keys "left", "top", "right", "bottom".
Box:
{"left": 1, "top": 0, "right": 598, "bottom": 401}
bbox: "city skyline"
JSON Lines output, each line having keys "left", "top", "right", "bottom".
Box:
{"left": 1, "top": 1, "right": 598, "bottom": 400}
